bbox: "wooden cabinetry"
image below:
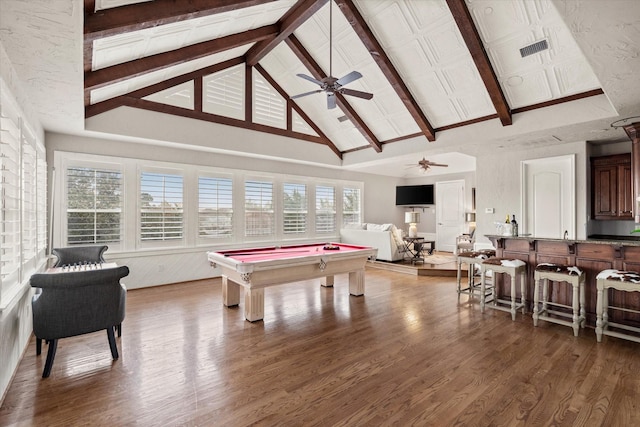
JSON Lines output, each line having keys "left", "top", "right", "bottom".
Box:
{"left": 592, "top": 154, "right": 633, "bottom": 220}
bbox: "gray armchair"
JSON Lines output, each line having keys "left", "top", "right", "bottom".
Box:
{"left": 52, "top": 245, "right": 108, "bottom": 267}
{"left": 30, "top": 265, "right": 129, "bottom": 378}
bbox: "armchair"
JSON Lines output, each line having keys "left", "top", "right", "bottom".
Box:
{"left": 456, "top": 231, "right": 475, "bottom": 255}
{"left": 30, "top": 265, "right": 129, "bottom": 378}
{"left": 52, "top": 245, "right": 108, "bottom": 267}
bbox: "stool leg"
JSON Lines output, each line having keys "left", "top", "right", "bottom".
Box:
{"left": 595, "top": 282, "right": 604, "bottom": 342}
{"left": 520, "top": 271, "right": 526, "bottom": 314}
{"left": 533, "top": 277, "right": 540, "bottom": 326}
{"left": 456, "top": 260, "right": 462, "bottom": 295}
{"left": 480, "top": 268, "right": 487, "bottom": 312}
{"left": 468, "top": 262, "right": 474, "bottom": 297}
{"left": 603, "top": 288, "right": 609, "bottom": 326}
{"left": 572, "top": 281, "right": 580, "bottom": 337}
{"left": 579, "top": 280, "right": 586, "bottom": 328}
{"left": 542, "top": 278, "right": 549, "bottom": 315}
{"left": 510, "top": 273, "right": 517, "bottom": 321}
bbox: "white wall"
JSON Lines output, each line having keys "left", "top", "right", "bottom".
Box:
{"left": 475, "top": 141, "right": 588, "bottom": 247}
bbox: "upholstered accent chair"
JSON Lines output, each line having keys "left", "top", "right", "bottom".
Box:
{"left": 30, "top": 265, "right": 129, "bottom": 378}
{"left": 52, "top": 245, "right": 108, "bottom": 267}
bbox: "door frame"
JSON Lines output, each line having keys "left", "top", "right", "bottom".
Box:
{"left": 436, "top": 179, "right": 465, "bottom": 252}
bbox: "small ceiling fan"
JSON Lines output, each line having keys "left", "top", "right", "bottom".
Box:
{"left": 290, "top": 1, "right": 373, "bottom": 109}
{"left": 407, "top": 157, "right": 449, "bottom": 172}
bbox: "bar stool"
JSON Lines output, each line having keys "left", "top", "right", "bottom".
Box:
{"left": 532, "top": 263, "right": 585, "bottom": 336}
{"left": 480, "top": 258, "right": 527, "bottom": 320}
{"left": 595, "top": 269, "right": 640, "bottom": 343}
{"left": 456, "top": 249, "right": 495, "bottom": 298}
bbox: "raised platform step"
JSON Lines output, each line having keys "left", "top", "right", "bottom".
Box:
{"left": 367, "top": 252, "right": 466, "bottom": 277}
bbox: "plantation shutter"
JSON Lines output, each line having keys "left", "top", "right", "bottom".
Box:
{"left": 343, "top": 187, "right": 362, "bottom": 225}
{"left": 21, "top": 124, "right": 37, "bottom": 268}
{"left": 66, "top": 166, "right": 122, "bottom": 244}
{"left": 198, "top": 176, "right": 233, "bottom": 238}
{"left": 315, "top": 185, "right": 336, "bottom": 233}
{"left": 140, "top": 172, "right": 183, "bottom": 241}
{"left": 245, "top": 180, "right": 274, "bottom": 237}
{"left": 253, "top": 71, "right": 286, "bottom": 129}
{"left": 203, "top": 64, "right": 244, "bottom": 120}
{"left": 283, "top": 183, "right": 307, "bottom": 234}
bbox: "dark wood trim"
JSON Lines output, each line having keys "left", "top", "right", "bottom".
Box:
{"left": 336, "top": 0, "right": 435, "bottom": 142}
{"left": 380, "top": 132, "right": 425, "bottom": 145}
{"left": 121, "top": 97, "right": 334, "bottom": 148}
{"left": 246, "top": 0, "right": 328, "bottom": 66}
{"left": 84, "top": 0, "right": 276, "bottom": 41}
{"left": 85, "top": 96, "right": 130, "bottom": 118}
{"left": 435, "top": 114, "right": 498, "bottom": 132}
{"left": 286, "top": 99, "right": 293, "bottom": 131}
{"left": 194, "top": 76, "right": 203, "bottom": 113}
{"left": 446, "top": 0, "right": 512, "bottom": 126}
{"left": 84, "top": 25, "right": 278, "bottom": 92}
{"left": 83, "top": 0, "right": 96, "bottom": 105}
{"left": 624, "top": 122, "right": 640, "bottom": 222}
{"left": 341, "top": 145, "right": 369, "bottom": 154}
{"left": 285, "top": 34, "right": 382, "bottom": 152}
{"left": 511, "top": 89, "right": 604, "bottom": 114}
{"left": 245, "top": 63, "right": 253, "bottom": 124}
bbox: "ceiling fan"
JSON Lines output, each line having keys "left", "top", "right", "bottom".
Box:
{"left": 407, "top": 157, "right": 449, "bottom": 172}
{"left": 290, "top": 1, "right": 373, "bottom": 109}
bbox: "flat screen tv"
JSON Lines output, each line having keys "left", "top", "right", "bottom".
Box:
{"left": 395, "top": 184, "right": 434, "bottom": 206}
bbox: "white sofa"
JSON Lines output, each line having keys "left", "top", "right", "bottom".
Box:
{"left": 339, "top": 223, "right": 405, "bottom": 262}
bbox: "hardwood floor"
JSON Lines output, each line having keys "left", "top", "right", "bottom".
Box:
{"left": 1, "top": 268, "right": 639, "bottom": 426}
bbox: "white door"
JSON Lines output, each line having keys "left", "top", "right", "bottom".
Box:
{"left": 521, "top": 155, "right": 575, "bottom": 238}
{"left": 436, "top": 180, "right": 465, "bottom": 252}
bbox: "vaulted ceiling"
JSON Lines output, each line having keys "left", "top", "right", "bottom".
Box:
{"left": 1, "top": 0, "right": 639, "bottom": 177}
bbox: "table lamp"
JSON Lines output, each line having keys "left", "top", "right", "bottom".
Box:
{"left": 465, "top": 212, "right": 476, "bottom": 233}
{"left": 405, "top": 212, "right": 420, "bottom": 238}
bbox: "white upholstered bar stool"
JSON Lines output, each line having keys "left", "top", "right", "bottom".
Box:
{"left": 456, "top": 249, "right": 495, "bottom": 298}
{"left": 480, "top": 258, "right": 527, "bottom": 320}
{"left": 532, "top": 263, "right": 585, "bottom": 336}
{"left": 595, "top": 269, "right": 640, "bottom": 343}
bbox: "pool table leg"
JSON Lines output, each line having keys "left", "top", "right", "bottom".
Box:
{"left": 321, "top": 276, "right": 335, "bottom": 287}
{"left": 349, "top": 269, "right": 365, "bottom": 296}
{"left": 244, "top": 288, "right": 265, "bottom": 322}
{"left": 222, "top": 276, "right": 240, "bottom": 307}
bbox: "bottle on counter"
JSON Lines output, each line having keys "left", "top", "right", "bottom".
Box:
{"left": 511, "top": 214, "right": 518, "bottom": 236}
{"left": 505, "top": 214, "right": 510, "bottom": 223}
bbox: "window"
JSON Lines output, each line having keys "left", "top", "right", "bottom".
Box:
{"left": 140, "top": 172, "right": 183, "bottom": 241}
{"left": 203, "top": 64, "right": 244, "bottom": 120}
{"left": 343, "top": 187, "right": 362, "bottom": 225}
{"left": 198, "top": 176, "right": 233, "bottom": 239}
{"left": 283, "top": 183, "right": 307, "bottom": 234}
{"left": 245, "top": 180, "right": 274, "bottom": 237}
{"left": 66, "top": 166, "right": 122, "bottom": 244}
{"left": 21, "top": 126, "right": 37, "bottom": 264}
{"left": 315, "top": 185, "right": 336, "bottom": 233}
{"left": 253, "top": 70, "right": 286, "bottom": 129}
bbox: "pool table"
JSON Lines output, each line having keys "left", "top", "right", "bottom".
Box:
{"left": 207, "top": 243, "right": 377, "bottom": 322}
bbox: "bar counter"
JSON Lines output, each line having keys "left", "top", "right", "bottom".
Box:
{"left": 485, "top": 235, "right": 640, "bottom": 327}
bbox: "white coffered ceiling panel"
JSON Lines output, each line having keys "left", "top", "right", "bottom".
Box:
{"left": 467, "top": 0, "right": 601, "bottom": 109}
{"left": 354, "top": 0, "right": 496, "bottom": 128}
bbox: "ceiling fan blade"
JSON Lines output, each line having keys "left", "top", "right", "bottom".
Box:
{"left": 291, "top": 89, "right": 322, "bottom": 100}
{"left": 338, "top": 115, "right": 349, "bottom": 122}
{"left": 327, "top": 92, "right": 337, "bottom": 109}
{"left": 336, "top": 71, "right": 362, "bottom": 86}
{"left": 296, "top": 73, "right": 324, "bottom": 86}
{"left": 429, "top": 163, "right": 448, "bottom": 167}
{"left": 341, "top": 88, "right": 373, "bottom": 100}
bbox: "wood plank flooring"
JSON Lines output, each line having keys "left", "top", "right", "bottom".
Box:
{"left": 1, "top": 268, "right": 639, "bottom": 426}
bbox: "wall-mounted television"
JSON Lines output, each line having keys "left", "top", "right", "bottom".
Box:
{"left": 395, "top": 184, "right": 435, "bottom": 206}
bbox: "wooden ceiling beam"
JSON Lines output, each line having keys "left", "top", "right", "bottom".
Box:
{"left": 285, "top": 34, "right": 382, "bottom": 153}
{"left": 84, "top": 0, "right": 277, "bottom": 42}
{"left": 254, "top": 63, "right": 342, "bottom": 158}
{"left": 246, "top": 0, "right": 328, "bottom": 66}
{"left": 335, "top": 0, "right": 436, "bottom": 142}
{"left": 446, "top": 0, "right": 512, "bottom": 126}
{"left": 84, "top": 25, "right": 278, "bottom": 95}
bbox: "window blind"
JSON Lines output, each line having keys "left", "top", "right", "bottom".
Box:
{"left": 198, "top": 176, "right": 233, "bottom": 238}
{"left": 253, "top": 71, "right": 286, "bottom": 129}
{"left": 20, "top": 126, "right": 37, "bottom": 263}
{"left": 283, "top": 183, "right": 307, "bottom": 234}
{"left": 343, "top": 187, "right": 362, "bottom": 225}
{"left": 203, "top": 64, "right": 244, "bottom": 120}
{"left": 245, "top": 180, "right": 274, "bottom": 237}
{"left": 66, "top": 166, "right": 122, "bottom": 244}
{"left": 140, "top": 172, "right": 183, "bottom": 241}
{"left": 315, "top": 185, "right": 336, "bottom": 233}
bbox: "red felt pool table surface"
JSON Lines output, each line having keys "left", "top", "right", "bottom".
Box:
{"left": 218, "top": 243, "right": 367, "bottom": 263}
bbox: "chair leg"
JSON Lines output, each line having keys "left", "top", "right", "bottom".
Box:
{"left": 42, "top": 339, "right": 58, "bottom": 378}
{"left": 117, "top": 323, "right": 122, "bottom": 337}
{"left": 36, "top": 338, "right": 42, "bottom": 355}
{"left": 107, "top": 328, "right": 119, "bottom": 360}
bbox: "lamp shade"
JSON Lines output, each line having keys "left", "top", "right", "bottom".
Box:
{"left": 405, "top": 212, "right": 420, "bottom": 224}
{"left": 465, "top": 212, "right": 476, "bottom": 222}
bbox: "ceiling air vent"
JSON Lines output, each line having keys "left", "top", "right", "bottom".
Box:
{"left": 520, "top": 39, "right": 549, "bottom": 58}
